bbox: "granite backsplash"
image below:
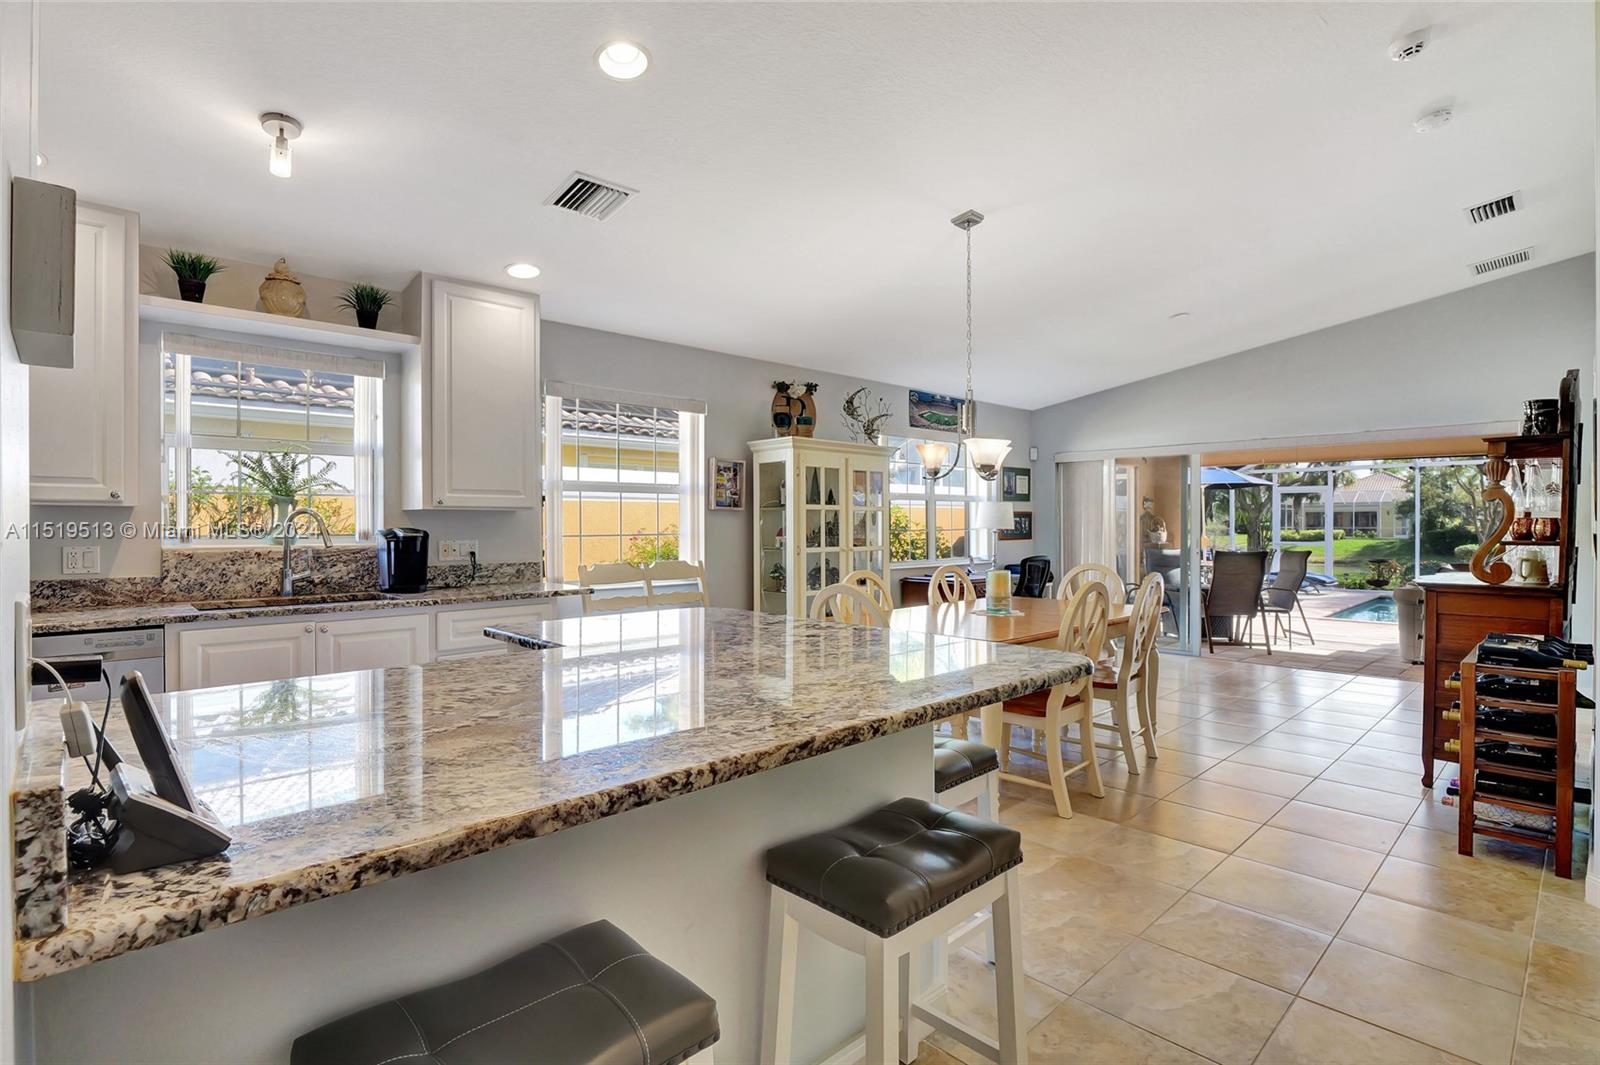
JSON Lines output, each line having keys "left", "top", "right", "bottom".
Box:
{"left": 31, "top": 548, "right": 541, "bottom": 612}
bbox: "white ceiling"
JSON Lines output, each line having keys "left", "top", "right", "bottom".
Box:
{"left": 38, "top": 2, "right": 1595, "bottom": 410}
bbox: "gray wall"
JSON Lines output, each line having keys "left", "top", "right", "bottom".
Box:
{"left": 33, "top": 316, "right": 1037, "bottom": 611}
{"left": 1029, "top": 254, "right": 1596, "bottom": 578}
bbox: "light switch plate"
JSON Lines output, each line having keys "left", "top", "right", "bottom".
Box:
{"left": 62, "top": 546, "right": 101, "bottom": 574}
{"left": 439, "top": 539, "right": 478, "bottom": 563}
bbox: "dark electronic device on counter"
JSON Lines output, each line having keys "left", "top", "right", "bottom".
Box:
{"left": 377, "top": 527, "right": 430, "bottom": 593}
{"left": 104, "top": 671, "right": 230, "bottom": 874}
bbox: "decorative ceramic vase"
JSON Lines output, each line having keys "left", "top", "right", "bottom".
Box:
{"left": 259, "top": 258, "right": 307, "bottom": 318}
{"left": 177, "top": 278, "right": 208, "bottom": 303}
{"left": 797, "top": 386, "right": 818, "bottom": 437}
{"left": 770, "top": 385, "right": 797, "bottom": 437}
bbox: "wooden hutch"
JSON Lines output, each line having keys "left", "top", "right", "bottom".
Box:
{"left": 1414, "top": 371, "right": 1580, "bottom": 787}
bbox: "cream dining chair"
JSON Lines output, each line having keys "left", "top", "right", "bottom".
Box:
{"left": 842, "top": 569, "right": 893, "bottom": 615}
{"left": 1090, "top": 572, "right": 1164, "bottom": 773}
{"left": 1060, "top": 562, "right": 1128, "bottom": 604}
{"left": 644, "top": 559, "right": 711, "bottom": 608}
{"left": 928, "top": 564, "right": 978, "bottom": 605}
{"left": 996, "top": 581, "right": 1110, "bottom": 817}
{"left": 578, "top": 562, "right": 653, "bottom": 614}
{"left": 808, "top": 583, "right": 887, "bottom": 627}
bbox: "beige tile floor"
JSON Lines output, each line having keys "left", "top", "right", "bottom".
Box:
{"left": 925, "top": 653, "right": 1597, "bottom": 1065}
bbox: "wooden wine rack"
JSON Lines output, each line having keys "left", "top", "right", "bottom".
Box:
{"left": 1457, "top": 643, "right": 1577, "bottom": 878}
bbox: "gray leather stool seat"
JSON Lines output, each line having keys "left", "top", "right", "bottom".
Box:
{"left": 932, "top": 736, "right": 999, "bottom": 794}
{"left": 291, "top": 920, "right": 719, "bottom": 1065}
{"left": 765, "top": 796, "right": 1022, "bottom": 937}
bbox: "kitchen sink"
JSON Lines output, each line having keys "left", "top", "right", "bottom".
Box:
{"left": 192, "top": 592, "right": 393, "bottom": 611}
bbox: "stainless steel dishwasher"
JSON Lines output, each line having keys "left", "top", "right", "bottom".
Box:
{"left": 31, "top": 627, "right": 165, "bottom": 701}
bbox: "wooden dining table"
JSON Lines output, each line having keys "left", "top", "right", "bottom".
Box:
{"left": 888, "top": 595, "right": 1133, "bottom": 753}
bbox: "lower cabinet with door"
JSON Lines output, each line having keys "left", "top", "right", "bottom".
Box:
{"left": 173, "top": 613, "right": 432, "bottom": 689}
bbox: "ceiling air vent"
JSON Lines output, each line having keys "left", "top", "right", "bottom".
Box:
{"left": 1465, "top": 191, "right": 1521, "bottom": 225}
{"left": 1470, "top": 247, "right": 1533, "bottom": 277}
{"left": 544, "top": 171, "right": 636, "bottom": 221}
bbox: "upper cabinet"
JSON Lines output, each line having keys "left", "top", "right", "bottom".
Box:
{"left": 30, "top": 202, "right": 139, "bottom": 505}
{"left": 401, "top": 276, "right": 540, "bottom": 509}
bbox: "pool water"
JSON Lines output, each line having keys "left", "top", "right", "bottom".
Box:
{"left": 1330, "top": 596, "right": 1398, "bottom": 623}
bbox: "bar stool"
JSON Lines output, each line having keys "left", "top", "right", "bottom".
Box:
{"left": 291, "top": 920, "right": 719, "bottom": 1065}
{"left": 932, "top": 735, "right": 1001, "bottom": 964}
{"left": 761, "top": 797, "right": 1027, "bottom": 1065}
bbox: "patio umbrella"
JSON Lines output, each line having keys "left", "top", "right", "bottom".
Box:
{"left": 1202, "top": 467, "right": 1272, "bottom": 554}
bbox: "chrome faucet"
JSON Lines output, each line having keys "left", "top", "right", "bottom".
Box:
{"left": 280, "top": 507, "right": 333, "bottom": 597}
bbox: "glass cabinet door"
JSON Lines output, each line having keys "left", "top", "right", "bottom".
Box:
{"left": 755, "top": 456, "right": 790, "bottom": 614}
{"left": 849, "top": 462, "right": 887, "bottom": 578}
{"left": 800, "top": 458, "right": 844, "bottom": 616}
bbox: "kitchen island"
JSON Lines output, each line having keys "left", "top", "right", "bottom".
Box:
{"left": 14, "top": 607, "right": 1088, "bottom": 1064}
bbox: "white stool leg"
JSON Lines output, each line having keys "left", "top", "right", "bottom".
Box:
{"left": 991, "top": 868, "right": 1028, "bottom": 1064}
{"left": 760, "top": 888, "right": 798, "bottom": 1065}
{"left": 898, "top": 950, "right": 915, "bottom": 1064}
{"left": 980, "top": 772, "right": 999, "bottom": 966}
{"left": 864, "top": 936, "right": 898, "bottom": 1065}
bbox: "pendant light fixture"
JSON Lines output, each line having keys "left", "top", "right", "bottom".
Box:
{"left": 921, "top": 209, "right": 1011, "bottom": 481}
{"left": 260, "top": 112, "right": 302, "bottom": 178}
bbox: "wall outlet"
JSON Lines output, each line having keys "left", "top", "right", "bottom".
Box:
{"left": 438, "top": 539, "right": 478, "bottom": 563}
{"left": 62, "top": 546, "right": 101, "bottom": 575}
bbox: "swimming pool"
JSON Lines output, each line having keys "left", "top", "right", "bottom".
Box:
{"left": 1330, "top": 596, "right": 1398, "bottom": 622}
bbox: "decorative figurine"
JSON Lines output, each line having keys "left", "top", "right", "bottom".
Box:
{"left": 258, "top": 257, "right": 307, "bottom": 317}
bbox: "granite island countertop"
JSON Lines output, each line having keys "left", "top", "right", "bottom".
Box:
{"left": 13, "top": 607, "right": 1090, "bottom": 980}
{"left": 29, "top": 581, "right": 588, "bottom": 635}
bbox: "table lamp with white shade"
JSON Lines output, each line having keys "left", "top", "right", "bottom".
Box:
{"left": 972, "top": 501, "right": 1016, "bottom": 610}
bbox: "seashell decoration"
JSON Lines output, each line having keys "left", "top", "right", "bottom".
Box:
{"left": 258, "top": 257, "right": 307, "bottom": 318}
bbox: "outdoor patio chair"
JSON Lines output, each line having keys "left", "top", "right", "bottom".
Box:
{"left": 1261, "top": 549, "right": 1315, "bottom": 648}
{"left": 1204, "top": 550, "right": 1272, "bottom": 654}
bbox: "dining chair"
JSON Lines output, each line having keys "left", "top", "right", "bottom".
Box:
{"left": 1205, "top": 550, "right": 1272, "bottom": 654}
{"left": 1261, "top": 549, "right": 1315, "bottom": 648}
{"left": 1060, "top": 562, "right": 1130, "bottom": 604}
{"left": 928, "top": 564, "right": 977, "bottom": 605}
{"left": 1090, "top": 572, "right": 1164, "bottom": 773}
{"left": 809, "top": 583, "right": 887, "bottom": 627}
{"left": 644, "top": 559, "right": 711, "bottom": 608}
{"left": 579, "top": 561, "right": 653, "bottom": 614}
{"left": 995, "top": 581, "right": 1110, "bottom": 817}
{"left": 842, "top": 568, "right": 894, "bottom": 615}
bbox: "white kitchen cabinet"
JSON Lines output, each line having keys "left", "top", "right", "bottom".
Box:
{"left": 401, "top": 275, "right": 540, "bottom": 510}
{"left": 314, "top": 614, "right": 431, "bottom": 674}
{"left": 434, "top": 602, "right": 555, "bottom": 658}
{"left": 30, "top": 202, "right": 139, "bottom": 504}
{"left": 174, "top": 621, "right": 318, "bottom": 689}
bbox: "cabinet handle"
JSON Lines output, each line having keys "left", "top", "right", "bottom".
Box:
{"left": 319, "top": 625, "right": 328, "bottom": 633}
{"left": 109, "top": 491, "right": 121, "bottom": 500}
{"left": 304, "top": 624, "right": 314, "bottom": 633}
{"left": 436, "top": 498, "right": 444, "bottom": 505}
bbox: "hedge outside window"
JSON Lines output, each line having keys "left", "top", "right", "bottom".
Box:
{"left": 885, "top": 436, "right": 981, "bottom": 564}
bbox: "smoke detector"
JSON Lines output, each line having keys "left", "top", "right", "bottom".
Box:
{"left": 1470, "top": 247, "right": 1533, "bottom": 277}
{"left": 1413, "top": 107, "right": 1453, "bottom": 134}
{"left": 544, "top": 171, "right": 636, "bottom": 221}
{"left": 1389, "top": 29, "right": 1430, "bottom": 62}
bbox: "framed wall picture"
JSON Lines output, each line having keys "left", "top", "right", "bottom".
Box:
{"left": 709, "top": 457, "right": 746, "bottom": 511}
{"left": 997, "top": 510, "right": 1032, "bottom": 541}
{"left": 908, "top": 389, "right": 964, "bottom": 433}
{"left": 1001, "top": 466, "right": 1031, "bottom": 502}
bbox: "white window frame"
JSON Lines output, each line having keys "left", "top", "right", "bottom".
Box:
{"left": 885, "top": 435, "right": 991, "bottom": 567}
{"left": 161, "top": 333, "right": 384, "bottom": 545}
{"left": 542, "top": 384, "right": 707, "bottom": 584}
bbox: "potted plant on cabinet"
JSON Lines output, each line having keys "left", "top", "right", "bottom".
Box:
{"left": 337, "top": 283, "right": 394, "bottom": 329}
{"left": 161, "top": 249, "right": 225, "bottom": 303}
{"left": 231, "top": 449, "right": 342, "bottom": 542}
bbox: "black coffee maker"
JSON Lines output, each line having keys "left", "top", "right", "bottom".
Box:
{"left": 376, "top": 528, "right": 429, "bottom": 593}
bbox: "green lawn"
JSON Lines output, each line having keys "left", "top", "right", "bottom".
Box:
{"left": 1291, "top": 537, "right": 1451, "bottom": 579}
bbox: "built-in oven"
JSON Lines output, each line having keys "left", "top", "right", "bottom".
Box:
{"left": 31, "top": 627, "right": 165, "bottom": 703}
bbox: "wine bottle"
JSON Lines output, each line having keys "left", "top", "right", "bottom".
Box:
{"left": 1475, "top": 741, "right": 1556, "bottom": 772}
{"left": 1475, "top": 772, "right": 1556, "bottom": 806}
{"left": 1454, "top": 668, "right": 1593, "bottom": 708}
{"left": 1478, "top": 634, "right": 1588, "bottom": 670}
{"left": 1474, "top": 707, "right": 1557, "bottom": 737}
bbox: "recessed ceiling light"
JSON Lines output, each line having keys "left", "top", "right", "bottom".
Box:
{"left": 33, "top": 152, "right": 46, "bottom": 168}
{"left": 596, "top": 41, "right": 650, "bottom": 80}
{"left": 1413, "top": 107, "right": 1453, "bottom": 134}
{"left": 505, "top": 263, "right": 541, "bottom": 280}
